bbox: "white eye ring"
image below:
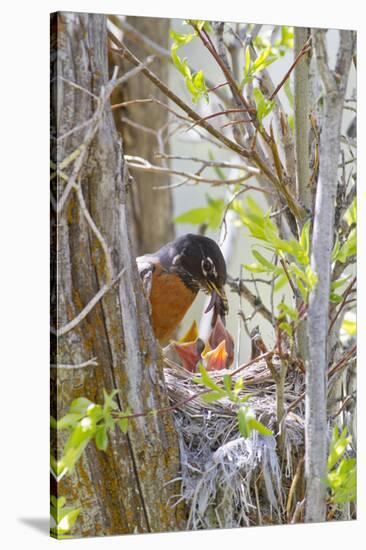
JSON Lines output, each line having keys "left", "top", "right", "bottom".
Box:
{"left": 201, "top": 257, "right": 215, "bottom": 277}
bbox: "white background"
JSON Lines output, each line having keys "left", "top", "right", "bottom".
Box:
{"left": 0, "top": 0, "right": 364, "bottom": 548}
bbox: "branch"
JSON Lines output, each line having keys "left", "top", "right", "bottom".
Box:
{"left": 154, "top": 153, "right": 257, "bottom": 172}
{"left": 108, "top": 17, "right": 231, "bottom": 105}
{"left": 56, "top": 56, "right": 155, "bottom": 215}
{"left": 111, "top": 41, "right": 253, "bottom": 160}
{"left": 305, "top": 28, "right": 354, "bottom": 523}
{"left": 227, "top": 276, "right": 273, "bottom": 323}
{"left": 51, "top": 357, "right": 98, "bottom": 369}
{"left": 114, "top": 37, "right": 306, "bottom": 221}
{"left": 125, "top": 155, "right": 256, "bottom": 186}
{"left": 54, "top": 268, "right": 125, "bottom": 337}
{"left": 269, "top": 35, "right": 311, "bottom": 101}
{"left": 75, "top": 182, "right": 114, "bottom": 283}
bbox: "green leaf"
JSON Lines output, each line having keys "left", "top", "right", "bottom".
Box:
{"left": 327, "top": 427, "right": 350, "bottom": 470}
{"left": 103, "top": 389, "right": 119, "bottom": 415}
{"left": 274, "top": 273, "right": 288, "bottom": 292}
{"left": 330, "top": 293, "right": 343, "bottom": 304}
{"left": 201, "top": 390, "right": 226, "bottom": 403}
{"left": 193, "top": 364, "right": 222, "bottom": 391}
{"left": 57, "top": 413, "right": 84, "bottom": 430}
{"left": 331, "top": 275, "right": 351, "bottom": 290}
{"left": 53, "top": 496, "right": 66, "bottom": 509}
{"left": 344, "top": 198, "right": 356, "bottom": 226}
{"left": 252, "top": 250, "right": 278, "bottom": 272}
{"left": 193, "top": 70, "right": 206, "bottom": 93}
{"left": 242, "top": 262, "right": 268, "bottom": 274}
{"left": 305, "top": 265, "right": 318, "bottom": 289}
{"left": 248, "top": 417, "right": 273, "bottom": 436}
{"left": 95, "top": 426, "right": 108, "bottom": 452}
{"left": 234, "top": 377, "right": 244, "bottom": 394}
{"left": 174, "top": 207, "right": 211, "bottom": 225}
{"left": 237, "top": 406, "right": 254, "bottom": 439}
{"left": 342, "top": 319, "right": 356, "bottom": 337}
{"left": 279, "top": 26, "right": 294, "bottom": 49}
{"left": 170, "top": 29, "right": 196, "bottom": 47}
{"left": 332, "top": 234, "right": 341, "bottom": 262}
{"left": 251, "top": 47, "right": 275, "bottom": 74}
{"left": 54, "top": 508, "right": 80, "bottom": 535}
{"left": 253, "top": 87, "right": 275, "bottom": 124}
{"left": 279, "top": 321, "right": 293, "bottom": 338}
{"left": 299, "top": 219, "right": 311, "bottom": 257}
{"left": 245, "top": 46, "right": 251, "bottom": 75}
{"left": 223, "top": 374, "right": 232, "bottom": 393}
{"left": 87, "top": 403, "right": 103, "bottom": 423}
{"left": 277, "top": 302, "right": 299, "bottom": 321}
{"left": 64, "top": 419, "right": 95, "bottom": 454}
{"left": 69, "top": 397, "right": 94, "bottom": 415}
{"left": 337, "top": 229, "right": 356, "bottom": 263}
{"left": 118, "top": 417, "right": 129, "bottom": 434}
{"left": 174, "top": 198, "right": 225, "bottom": 229}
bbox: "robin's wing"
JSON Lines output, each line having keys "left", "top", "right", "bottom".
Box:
{"left": 136, "top": 254, "right": 156, "bottom": 298}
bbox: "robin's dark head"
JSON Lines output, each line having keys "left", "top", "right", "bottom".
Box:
{"left": 158, "top": 233, "right": 228, "bottom": 319}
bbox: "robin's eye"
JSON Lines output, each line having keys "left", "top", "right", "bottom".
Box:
{"left": 201, "top": 257, "right": 214, "bottom": 275}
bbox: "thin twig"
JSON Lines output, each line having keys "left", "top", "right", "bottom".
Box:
{"left": 185, "top": 108, "right": 255, "bottom": 133}
{"left": 328, "top": 276, "right": 356, "bottom": 334}
{"left": 111, "top": 42, "right": 254, "bottom": 161}
{"left": 269, "top": 37, "right": 312, "bottom": 101}
{"left": 75, "top": 182, "right": 114, "bottom": 283}
{"left": 51, "top": 357, "right": 98, "bottom": 369}
{"left": 230, "top": 351, "right": 274, "bottom": 377}
{"left": 54, "top": 268, "right": 126, "bottom": 337}
{"left": 227, "top": 276, "right": 273, "bottom": 323}
{"left": 108, "top": 19, "right": 230, "bottom": 105}
{"left": 125, "top": 155, "right": 255, "bottom": 186}
{"left": 279, "top": 258, "right": 300, "bottom": 299}
{"left": 327, "top": 344, "right": 356, "bottom": 378}
{"left": 154, "top": 153, "right": 258, "bottom": 173}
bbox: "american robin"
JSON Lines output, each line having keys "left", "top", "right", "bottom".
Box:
{"left": 137, "top": 233, "right": 228, "bottom": 344}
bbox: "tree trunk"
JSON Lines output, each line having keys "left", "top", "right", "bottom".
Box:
{"left": 305, "top": 29, "right": 353, "bottom": 523}
{"left": 51, "top": 12, "right": 185, "bottom": 537}
{"left": 111, "top": 15, "right": 174, "bottom": 255}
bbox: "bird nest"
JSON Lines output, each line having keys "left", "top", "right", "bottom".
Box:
{"left": 163, "top": 357, "right": 306, "bottom": 529}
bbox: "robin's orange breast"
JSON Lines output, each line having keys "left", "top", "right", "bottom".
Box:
{"left": 149, "top": 264, "right": 197, "bottom": 344}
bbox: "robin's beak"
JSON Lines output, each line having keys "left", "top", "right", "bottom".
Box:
{"left": 204, "top": 281, "right": 228, "bottom": 318}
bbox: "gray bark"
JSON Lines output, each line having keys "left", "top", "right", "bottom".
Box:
{"left": 294, "top": 27, "right": 312, "bottom": 212}
{"left": 305, "top": 29, "right": 354, "bottom": 523}
{"left": 51, "top": 12, "right": 185, "bottom": 536}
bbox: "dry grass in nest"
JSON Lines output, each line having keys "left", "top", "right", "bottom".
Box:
{"left": 163, "top": 357, "right": 306, "bottom": 529}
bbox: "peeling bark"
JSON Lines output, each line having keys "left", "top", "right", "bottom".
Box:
{"left": 51, "top": 12, "right": 185, "bottom": 536}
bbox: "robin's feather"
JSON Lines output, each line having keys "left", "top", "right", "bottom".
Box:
{"left": 149, "top": 263, "right": 197, "bottom": 343}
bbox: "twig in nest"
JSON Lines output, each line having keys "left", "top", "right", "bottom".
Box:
{"left": 279, "top": 258, "right": 300, "bottom": 299}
